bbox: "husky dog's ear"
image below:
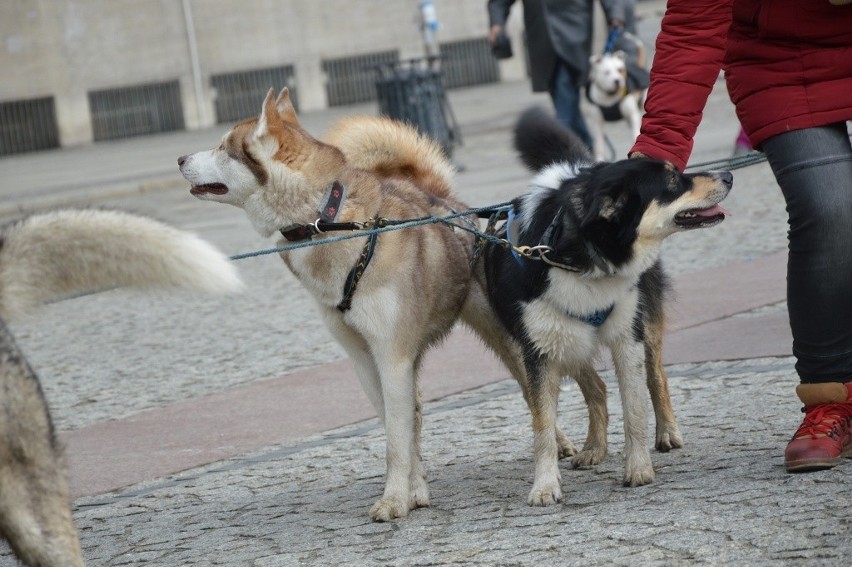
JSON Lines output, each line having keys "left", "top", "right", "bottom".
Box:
{"left": 255, "top": 89, "right": 286, "bottom": 156}
{"left": 259, "top": 88, "right": 281, "bottom": 128}
{"left": 259, "top": 87, "right": 299, "bottom": 129}
{"left": 275, "top": 87, "right": 299, "bottom": 125}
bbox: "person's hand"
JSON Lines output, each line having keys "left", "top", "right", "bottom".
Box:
{"left": 609, "top": 18, "right": 625, "bottom": 30}
{"left": 488, "top": 24, "right": 504, "bottom": 45}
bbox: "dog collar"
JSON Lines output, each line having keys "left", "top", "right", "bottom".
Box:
{"left": 540, "top": 208, "right": 617, "bottom": 275}
{"left": 280, "top": 181, "right": 360, "bottom": 241}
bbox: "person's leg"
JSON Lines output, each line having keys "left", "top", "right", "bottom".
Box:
{"left": 548, "top": 61, "right": 593, "bottom": 149}
{"left": 762, "top": 122, "right": 852, "bottom": 471}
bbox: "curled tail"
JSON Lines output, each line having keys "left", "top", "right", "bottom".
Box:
{"left": 0, "top": 209, "right": 242, "bottom": 318}
{"left": 513, "top": 106, "right": 592, "bottom": 172}
{"left": 324, "top": 115, "right": 455, "bottom": 199}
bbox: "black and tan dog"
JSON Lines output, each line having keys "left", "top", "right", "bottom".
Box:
{"left": 482, "top": 108, "right": 732, "bottom": 505}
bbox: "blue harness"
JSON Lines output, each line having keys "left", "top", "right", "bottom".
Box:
{"left": 504, "top": 208, "right": 615, "bottom": 328}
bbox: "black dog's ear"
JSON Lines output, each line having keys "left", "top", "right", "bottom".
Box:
{"left": 581, "top": 190, "right": 635, "bottom": 228}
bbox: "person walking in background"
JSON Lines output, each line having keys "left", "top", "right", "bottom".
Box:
{"left": 487, "top": 0, "right": 627, "bottom": 150}
{"left": 630, "top": 0, "right": 852, "bottom": 472}
{"left": 732, "top": 124, "right": 753, "bottom": 157}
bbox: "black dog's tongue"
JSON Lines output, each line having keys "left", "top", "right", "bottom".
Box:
{"left": 697, "top": 204, "right": 730, "bottom": 218}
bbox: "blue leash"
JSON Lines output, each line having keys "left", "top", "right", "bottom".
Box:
{"left": 603, "top": 26, "right": 622, "bottom": 54}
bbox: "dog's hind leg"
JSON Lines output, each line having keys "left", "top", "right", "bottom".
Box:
{"left": 610, "top": 338, "right": 655, "bottom": 487}
{"left": 0, "top": 322, "right": 84, "bottom": 567}
{"left": 569, "top": 364, "right": 609, "bottom": 468}
{"left": 644, "top": 317, "right": 684, "bottom": 451}
{"left": 460, "top": 287, "right": 579, "bottom": 459}
{"left": 409, "top": 354, "right": 429, "bottom": 510}
{"left": 0, "top": 457, "right": 83, "bottom": 567}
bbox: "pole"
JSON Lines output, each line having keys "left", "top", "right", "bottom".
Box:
{"left": 418, "top": 1, "right": 440, "bottom": 59}
{"left": 181, "top": 0, "right": 208, "bottom": 127}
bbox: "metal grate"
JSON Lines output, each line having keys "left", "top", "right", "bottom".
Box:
{"left": 438, "top": 37, "right": 500, "bottom": 90}
{"left": 323, "top": 50, "right": 399, "bottom": 107}
{"left": 211, "top": 65, "right": 298, "bottom": 124}
{"left": 88, "top": 81, "right": 185, "bottom": 142}
{"left": 0, "top": 97, "right": 60, "bottom": 156}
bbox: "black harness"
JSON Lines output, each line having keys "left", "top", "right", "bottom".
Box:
{"left": 279, "top": 181, "right": 378, "bottom": 313}
{"left": 504, "top": 207, "right": 616, "bottom": 328}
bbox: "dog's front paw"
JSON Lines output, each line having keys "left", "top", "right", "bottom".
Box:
{"left": 369, "top": 495, "right": 410, "bottom": 522}
{"left": 622, "top": 461, "right": 655, "bottom": 487}
{"left": 410, "top": 476, "right": 430, "bottom": 509}
{"left": 556, "top": 428, "right": 578, "bottom": 459}
{"left": 527, "top": 478, "right": 563, "bottom": 507}
{"left": 572, "top": 446, "right": 607, "bottom": 468}
{"left": 655, "top": 423, "right": 684, "bottom": 452}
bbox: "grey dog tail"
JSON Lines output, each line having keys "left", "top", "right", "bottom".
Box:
{"left": 0, "top": 209, "right": 243, "bottom": 319}
{"left": 513, "top": 107, "right": 592, "bottom": 172}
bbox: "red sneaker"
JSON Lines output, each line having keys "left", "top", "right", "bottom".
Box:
{"left": 784, "top": 382, "right": 852, "bottom": 472}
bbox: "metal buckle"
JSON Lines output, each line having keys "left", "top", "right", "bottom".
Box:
{"left": 515, "top": 244, "right": 552, "bottom": 259}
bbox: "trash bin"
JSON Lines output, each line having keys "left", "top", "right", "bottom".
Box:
{"left": 374, "top": 58, "right": 459, "bottom": 158}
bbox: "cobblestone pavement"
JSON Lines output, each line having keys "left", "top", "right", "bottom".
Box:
{"left": 4, "top": 3, "right": 846, "bottom": 565}
{"left": 50, "top": 358, "right": 849, "bottom": 566}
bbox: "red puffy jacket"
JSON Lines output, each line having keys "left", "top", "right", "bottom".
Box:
{"left": 630, "top": 0, "right": 852, "bottom": 171}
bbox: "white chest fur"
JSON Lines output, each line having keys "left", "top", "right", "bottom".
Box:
{"left": 521, "top": 270, "right": 640, "bottom": 368}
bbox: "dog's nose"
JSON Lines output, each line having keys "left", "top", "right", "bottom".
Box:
{"left": 718, "top": 171, "right": 733, "bottom": 188}
{"left": 178, "top": 155, "right": 187, "bottom": 167}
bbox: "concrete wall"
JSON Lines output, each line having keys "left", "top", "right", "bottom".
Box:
{"left": 0, "top": 0, "right": 527, "bottom": 147}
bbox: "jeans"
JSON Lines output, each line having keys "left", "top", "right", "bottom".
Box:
{"left": 762, "top": 123, "right": 852, "bottom": 384}
{"left": 549, "top": 61, "right": 593, "bottom": 149}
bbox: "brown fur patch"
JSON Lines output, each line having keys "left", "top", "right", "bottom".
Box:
{"left": 225, "top": 120, "right": 268, "bottom": 186}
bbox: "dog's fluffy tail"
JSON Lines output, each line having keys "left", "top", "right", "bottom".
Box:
{"left": 513, "top": 107, "right": 592, "bottom": 172}
{"left": 325, "top": 115, "right": 455, "bottom": 199}
{"left": 0, "top": 209, "right": 243, "bottom": 318}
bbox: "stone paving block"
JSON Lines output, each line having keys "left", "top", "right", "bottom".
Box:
{"left": 3, "top": 357, "right": 848, "bottom": 566}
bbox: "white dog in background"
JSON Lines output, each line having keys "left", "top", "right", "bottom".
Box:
{"left": 586, "top": 33, "right": 649, "bottom": 162}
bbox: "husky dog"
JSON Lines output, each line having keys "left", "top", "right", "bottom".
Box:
{"left": 482, "top": 108, "right": 731, "bottom": 505}
{"left": 0, "top": 209, "right": 242, "bottom": 566}
{"left": 179, "top": 88, "right": 493, "bottom": 521}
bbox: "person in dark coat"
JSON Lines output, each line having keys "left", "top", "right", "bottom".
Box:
{"left": 487, "top": 0, "right": 627, "bottom": 149}
{"left": 631, "top": 0, "right": 852, "bottom": 473}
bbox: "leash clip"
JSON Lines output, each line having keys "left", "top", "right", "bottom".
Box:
{"left": 515, "top": 244, "right": 552, "bottom": 259}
